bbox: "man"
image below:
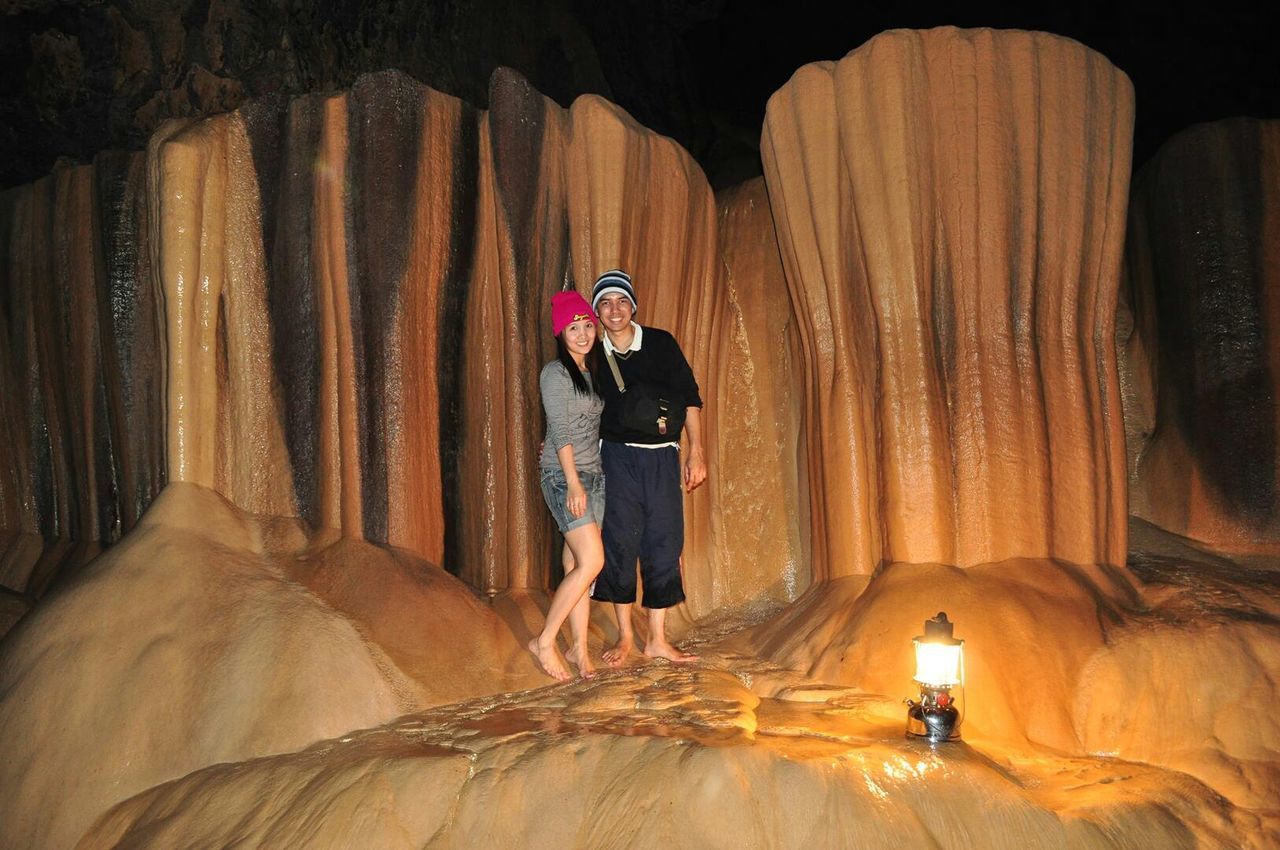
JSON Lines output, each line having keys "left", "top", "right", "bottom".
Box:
{"left": 589, "top": 268, "right": 707, "bottom": 664}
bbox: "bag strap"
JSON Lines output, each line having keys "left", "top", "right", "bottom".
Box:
{"left": 604, "top": 347, "right": 627, "bottom": 393}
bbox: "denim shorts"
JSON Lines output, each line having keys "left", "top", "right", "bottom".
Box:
{"left": 540, "top": 468, "right": 606, "bottom": 533}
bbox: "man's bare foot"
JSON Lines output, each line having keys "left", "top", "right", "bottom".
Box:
{"left": 602, "top": 636, "right": 635, "bottom": 667}
{"left": 527, "top": 637, "right": 571, "bottom": 681}
{"left": 643, "top": 639, "right": 699, "bottom": 664}
{"left": 565, "top": 645, "right": 597, "bottom": 679}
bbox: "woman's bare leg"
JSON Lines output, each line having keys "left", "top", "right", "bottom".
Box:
{"left": 560, "top": 541, "right": 596, "bottom": 678}
{"left": 528, "top": 523, "right": 604, "bottom": 681}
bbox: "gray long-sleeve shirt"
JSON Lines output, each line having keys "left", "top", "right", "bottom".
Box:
{"left": 539, "top": 361, "right": 605, "bottom": 473}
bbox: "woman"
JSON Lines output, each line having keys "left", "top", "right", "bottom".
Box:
{"left": 528, "top": 290, "right": 606, "bottom": 681}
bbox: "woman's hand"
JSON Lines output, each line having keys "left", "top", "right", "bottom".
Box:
{"left": 566, "top": 480, "right": 587, "bottom": 518}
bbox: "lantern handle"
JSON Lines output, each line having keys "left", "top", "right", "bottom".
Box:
{"left": 923, "top": 612, "right": 955, "bottom": 641}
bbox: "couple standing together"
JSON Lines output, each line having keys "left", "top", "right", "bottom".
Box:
{"left": 528, "top": 269, "right": 707, "bottom": 681}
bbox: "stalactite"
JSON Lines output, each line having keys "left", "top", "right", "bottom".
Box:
{"left": 454, "top": 68, "right": 566, "bottom": 593}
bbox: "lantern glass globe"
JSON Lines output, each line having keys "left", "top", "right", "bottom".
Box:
{"left": 912, "top": 638, "right": 963, "bottom": 688}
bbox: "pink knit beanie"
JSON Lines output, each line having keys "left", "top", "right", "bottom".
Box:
{"left": 551, "top": 291, "right": 596, "bottom": 336}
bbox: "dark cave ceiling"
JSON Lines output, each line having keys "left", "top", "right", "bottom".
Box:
{"left": 0, "top": 0, "right": 1276, "bottom": 190}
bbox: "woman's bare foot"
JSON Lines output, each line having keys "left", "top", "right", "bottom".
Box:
{"left": 602, "top": 636, "right": 635, "bottom": 667}
{"left": 565, "top": 645, "right": 597, "bottom": 679}
{"left": 643, "top": 639, "right": 699, "bottom": 664}
{"left": 527, "top": 636, "right": 571, "bottom": 681}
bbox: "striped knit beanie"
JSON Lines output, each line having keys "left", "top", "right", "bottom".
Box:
{"left": 591, "top": 269, "right": 637, "bottom": 312}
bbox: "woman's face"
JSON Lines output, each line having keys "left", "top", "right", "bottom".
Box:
{"left": 561, "top": 318, "right": 597, "bottom": 357}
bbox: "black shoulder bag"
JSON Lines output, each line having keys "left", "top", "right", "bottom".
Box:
{"left": 604, "top": 348, "right": 686, "bottom": 437}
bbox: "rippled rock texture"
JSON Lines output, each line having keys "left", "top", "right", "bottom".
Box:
{"left": 76, "top": 661, "right": 1251, "bottom": 849}
{"left": 762, "top": 28, "right": 1133, "bottom": 580}
{"left": 0, "top": 152, "right": 163, "bottom": 598}
{"left": 0, "top": 483, "right": 542, "bottom": 849}
{"left": 0, "top": 66, "right": 803, "bottom": 614}
{"left": 1122, "top": 119, "right": 1280, "bottom": 553}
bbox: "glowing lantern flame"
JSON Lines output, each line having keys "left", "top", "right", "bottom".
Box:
{"left": 913, "top": 639, "right": 963, "bottom": 688}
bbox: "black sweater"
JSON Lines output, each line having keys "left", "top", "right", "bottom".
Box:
{"left": 595, "top": 326, "right": 703, "bottom": 445}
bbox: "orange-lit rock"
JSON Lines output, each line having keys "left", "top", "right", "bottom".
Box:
{"left": 562, "top": 93, "right": 724, "bottom": 619}
{"left": 1080, "top": 530, "right": 1280, "bottom": 817}
{"left": 122, "top": 68, "right": 772, "bottom": 615}
{"left": 457, "top": 68, "right": 563, "bottom": 593}
{"left": 0, "top": 63, "right": 805, "bottom": 846}
{"left": 74, "top": 642, "right": 1266, "bottom": 849}
{"left": 707, "top": 177, "right": 808, "bottom": 606}
{"left": 149, "top": 110, "right": 297, "bottom": 517}
{"left": 0, "top": 484, "right": 540, "bottom": 850}
{"left": 738, "top": 561, "right": 1116, "bottom": 750}
{"left": 1121, "top": 119, "right": 1280, "bottom": 553}
{"left": 0, "top": 65, "right": 800, "bottom": 619}
{"left": 762, "top": 28, "right": 1134, "bottom": 580}
{"left": 0, "top": 154, "right": 162, "bottom": 598}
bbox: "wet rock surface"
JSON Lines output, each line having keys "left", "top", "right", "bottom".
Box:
{"left": 0, "top": 484, "right": 542, "bottom": 849}
{"left": 78, "top": 630, "right": 1269, "bottom": 849}
{"left": 0, "top": 491, "right": 1276, "bottom": 848}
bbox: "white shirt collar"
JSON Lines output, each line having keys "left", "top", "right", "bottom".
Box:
{"left": 602, "top": 322, "right": 643, "bottom": 354}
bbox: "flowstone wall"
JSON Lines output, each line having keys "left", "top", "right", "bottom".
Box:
{"left": 0, "top": 67, "right": 806, "bottom": 616}
{"left": 1122, "top": 118, "right": 1280, "bottom": 553}
{"left": 0, "top": 31, "right": 1149, "bottom": 612}
{"left": 762, "top": 28, "right": 1133, "bottom": 581}
{"left": 0, "top": 61, "right": 811, "bottom": 850}
{"left": 0, "top": 153, "right": 162, "bottom": 599}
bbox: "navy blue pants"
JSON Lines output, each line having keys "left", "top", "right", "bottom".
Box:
{"left": 591, "top": 441, "right": 686, "bottom": 609}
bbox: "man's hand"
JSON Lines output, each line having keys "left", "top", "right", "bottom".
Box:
{"left": 682, "top": 407, "right": 708, "bottom": 493}
{"left": 683, "top": 447, "right": 707, "bottom": 493}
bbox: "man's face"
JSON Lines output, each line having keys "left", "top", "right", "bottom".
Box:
{"left": 596, "top": 293, "right": 634, "bottom": 334}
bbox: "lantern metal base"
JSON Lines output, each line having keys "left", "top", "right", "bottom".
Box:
{"left": 905, "top": 699, "right": 961, "bottom": 743}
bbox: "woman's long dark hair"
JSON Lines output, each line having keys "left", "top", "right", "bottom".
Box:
{"left": 556, "top": 333, "right": 602, "bottom": 396}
